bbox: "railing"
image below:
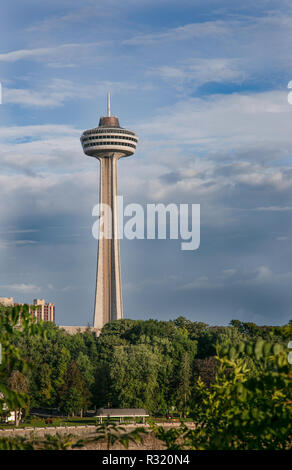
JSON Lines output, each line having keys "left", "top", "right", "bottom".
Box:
{"left": 83, "top": 128, "right": 136, "bottom": 136}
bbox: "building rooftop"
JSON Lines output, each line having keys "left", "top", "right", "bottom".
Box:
{"left": 60, "top": 325, "right": 100, "bottom": 336}
{"left": 95, "top": 408, "right": 149, "bottom": 417}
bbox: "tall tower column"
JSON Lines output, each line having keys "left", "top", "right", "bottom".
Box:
{"left": 81, "top": 95, "right": 138, "bottom": 330}
{"left": 94, "top": 154, "right": 123, "bottom": 329}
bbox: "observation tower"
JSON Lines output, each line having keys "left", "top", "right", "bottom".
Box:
{"left": 80, "top": 94, "right": 138, "bottom": 330}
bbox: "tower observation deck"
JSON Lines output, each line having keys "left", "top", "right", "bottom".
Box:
{"left": 80, "top": 94, "right": 138, "bottom": 330}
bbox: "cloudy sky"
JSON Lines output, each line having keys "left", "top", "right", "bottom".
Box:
{"left": 0, "top": 0, "right": 292, "bottom": 326}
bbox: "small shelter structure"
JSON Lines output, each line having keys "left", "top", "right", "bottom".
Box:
{"left": 95, "top": 408, "right": 149, "bottom": 424}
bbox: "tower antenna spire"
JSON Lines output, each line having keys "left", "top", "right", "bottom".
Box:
{"left": 107, "top": 91, "right": 111, "bottom": 117}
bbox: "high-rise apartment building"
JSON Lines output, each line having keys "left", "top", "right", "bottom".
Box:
{"left": 0, "top": 296, "right": 55, "bottom": 323}
{"left": 31, "top": 299, "right": 55, "bottom": 323}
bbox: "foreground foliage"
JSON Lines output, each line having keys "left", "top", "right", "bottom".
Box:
{"left": 0, "top": 305, "right": 44, "bottom": 425}
{"left": 0, "top": 421, "right": 148, "bottom": 450}
{"left": 153, "top": 346, "right": 292, "bottom": 450}
{"left": 0, "top": 306, "right": 291, "bottom": 450}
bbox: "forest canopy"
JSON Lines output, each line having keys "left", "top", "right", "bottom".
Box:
{"left": 1, "top": 306, "right": 290, "bottom": 418}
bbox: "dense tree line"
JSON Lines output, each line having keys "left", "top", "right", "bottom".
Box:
{"left": 1, "top": 306, "right": 290, "bottom": 418}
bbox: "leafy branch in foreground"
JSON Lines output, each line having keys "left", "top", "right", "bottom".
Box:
{"left": 90, "top": 419, "right": 148, "bottom": 450}
{"left": 0, "top": 305, "right": 45, "bottom": 425}
{"left": 36, "top": 433, "right": 85, "bottom": 450}
{"left": 0, "top": 436, "right": 35, "bottom": 450}
{"left": 150, "top": 422, "right": 187, "bottom": 450}
{"left": 0, "top": 433, "right": 84, "bottom": 451}
{"left": 0, "top": 421, "right": 148, "bottom": 450}
{"left": 153, "top": 346, "right": 292, "bottom": 450}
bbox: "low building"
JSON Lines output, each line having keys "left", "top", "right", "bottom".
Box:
{"left": 0, "top": 297, "right": 14, "bottom": 307}
{"left": 95, "top": 408, "right": 149, "bottom": 424}
{"left": 0, "top": 393, "right": 22, "bottom": 425}
{"left": 60, "top": 325, "right": 100, "bottom": 336}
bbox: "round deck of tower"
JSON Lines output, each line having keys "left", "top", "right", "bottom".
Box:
{"left": 81, "top": 116, "right": 138, "bottom": 158}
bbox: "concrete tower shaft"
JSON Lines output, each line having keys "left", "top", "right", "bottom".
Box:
{"left": 80, "top": 96, "right": 138, "bottom": 330}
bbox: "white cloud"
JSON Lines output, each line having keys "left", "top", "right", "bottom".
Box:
{"left": 177, "top": 265, "right": 292, "bottom": 292}
{"left": 124, "top": 20, "right": 230, "bottom": 45}
{"left": 178, "top": 276, "right": 223, "bottom": 290}
{"left": 0, "top": 123, "right": 81, "bottom": 139}
{"left": 253, "top": 206, "right": 292, "bottom": 211}
{"left": 150, "top": 58, "right": 246, "bottom": 90}
{"left": 0, "top": 42, "right": 107, "bottom": 65}
{"left": 1, "top": 88, "right": 292, "bottom": 228}
{"left": 0, "top": 229, "right": 39, "bottom": 234}
{"left": 3, "top": 78, "right": 142, "bottom": 108}
{"left": 236, "top": 266, "right": 292, "bottom": 286}
{"left": 221, "top": 268, "right": 237, "bottom": 278}
{"left": 26, "top": 6, "right": 112, "bottom": 33}
{"left": 0, "top": 283, "right": 41, "bottom": 292}
{"left": 124, "top": 14, "right": 292, "bottom": 51}
{"left": 136, "top": 90, "right": 292, "bottom": 155}
{"left": 254, "top": 266, "right": 273, "bottom": 281}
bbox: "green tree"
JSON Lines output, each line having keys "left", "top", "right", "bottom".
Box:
{"left": 154, "top": 347, "right": 292, "bottom": 450}
{"left": 176, "top": 352, "right": 192, "bottom": 417}
{"left": 108, "top": 344, "right": 161, "bottom": 413}
{"left": 59, "top": 362, "right": 91, "bottom": 416}
{"left": 77, "top": 352, "right": 95, "bottom": 389}
{"left": 194, "top": 356, "right": 218, "bottom": 387}
{"left": 8, "top": 370, "right": 29, "bottom": 425}
{"left": 36, "top": 363, "right": 54, "bottom": 406}
{"left": 0, "top": 305, "right": 43, "bottom": 426}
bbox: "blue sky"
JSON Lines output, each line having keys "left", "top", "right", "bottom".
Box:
{"left": 1, "top": 0, "right": 292, "bottom": 326}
